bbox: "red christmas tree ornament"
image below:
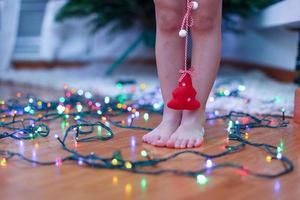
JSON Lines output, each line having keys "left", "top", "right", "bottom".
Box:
{"left": 167, "top": 0, "right": 201, "bottom": 111}
{"left": 167, "top": 70, "right": 201, "bottom": 110}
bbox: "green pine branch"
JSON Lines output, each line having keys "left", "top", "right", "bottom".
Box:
{"left": 56, "top": 0, "right": 282, "bottom": 33}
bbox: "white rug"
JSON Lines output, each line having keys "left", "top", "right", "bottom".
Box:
{"left": 0, "top": 64, "right": 296, "bottom": 116}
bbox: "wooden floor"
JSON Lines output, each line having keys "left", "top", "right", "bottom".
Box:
{"left": 1, "top": 83, "right": 300, "bottom": 200}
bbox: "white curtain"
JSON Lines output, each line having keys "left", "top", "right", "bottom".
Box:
{"left": 0, "top": 0, "right": 20, "bottom": 72}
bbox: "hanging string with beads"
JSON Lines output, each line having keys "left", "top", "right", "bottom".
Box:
{"left": 179, "top": 0, "right": 198, "bottom": 72}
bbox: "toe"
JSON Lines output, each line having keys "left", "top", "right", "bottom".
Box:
{"left": 194, "top": 138, "right": 203, "bottom": 147}
{"left": 180, "top": 139, "right": 188, "bottom": 149}
{"left": 187, "top": 139, "right": 195, "bottom": 148}
{"left": 147, "top": 134, "right": 155, "bottom": 143}
{"left": 154, "top": 137, "right": 168, "bottom": 147}
{"left": 142, "top": 134, "right": 148, "bottom": 142}
{"left": 175, "top": 138, "right": 182, "bottom": 148}
{"left": 151, "top": 135, "right": 161, "bottom": 145}
{"left": 167, "top": 136, "right": 177, "bottom": 148}
{"left": 146, "top": 134, "right": 154, "bottom": 144}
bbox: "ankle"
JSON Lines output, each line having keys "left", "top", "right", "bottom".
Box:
{"left": 161, "top": 107, "right": 182, "bottom": 124}
{"left": 181, "top": 109, "right": 206, "bottom": 125}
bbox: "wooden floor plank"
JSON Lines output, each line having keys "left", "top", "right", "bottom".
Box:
{"left": 0, "top": 83, "right": 299, "bottom": 200}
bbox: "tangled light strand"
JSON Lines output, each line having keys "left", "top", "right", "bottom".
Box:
{"left": 0, "top": 87, "right": 293, "bottom": 182}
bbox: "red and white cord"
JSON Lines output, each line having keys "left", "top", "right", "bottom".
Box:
{"left": 179, "top": 0, "right": 199, "bottom": 73}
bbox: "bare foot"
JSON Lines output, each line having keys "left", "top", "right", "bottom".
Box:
{"left": 143, "top": 109, "right": 181, "bottom": 147}
{"left": 167, "top": 110, "right": 205, "bottom": 148}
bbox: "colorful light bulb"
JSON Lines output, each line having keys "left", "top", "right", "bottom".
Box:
{"left": 143, "top": 113, "right": 149, "bottom": 121}
{"left": 104, "top": 97, "right": 110, "bottom": 104}
{"left": 125, "top": 161, "right": 132, "bottom": 169}
{"left": 266, "top": 155, "right": 272, "bottom": 163}
{"left": 111, "top": 158, "right": 118, "bottom": 166}
{"left": 140, "top": 150, "right": 148, "bottom": 157}
{"left": 196, "top": 174, "right": 208, "bottom": 185}
{"left": 0, "top": 158, "right": 6, "bottom": 166}
{"left": 206, "top": 159, "right": 213, "bottom": 168}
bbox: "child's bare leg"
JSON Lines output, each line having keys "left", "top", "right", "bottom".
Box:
{"left": 143, "top": 0, "right": 185, "bottom": 146}
{"left": 167, "top": 0, "right": 222, "bottom": 148}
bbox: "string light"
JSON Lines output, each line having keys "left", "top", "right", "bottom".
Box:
{"left": 77, "top": 89, "right": 84, "bottom": 96}
{"left": 104, "top": 97, "right": 110, "bottom": 104}
{"left": 116, "top": 83, "right": 123, "bottom": 90}
{"left": 276, "top": 153, "right": 282, "bottom": 160}
{"left": 111, "top": 158, "right": 119, "bottom": 166}
{"left": 244, "top": 132, "right": 249, "bottom": 140}
{"left": 57, "top": 105, "right": 65, "bottom": 114}
{"left": 125, "top": 161, "right": 133, "bottom": 169}
{"left": 135, "top": 111, "right": 140, "bottom": 118}
{"left": 55, "top": 158, "right": 62, "bottom": 167}
{"left": 59, "top": 97, "right": 66, "bottom": 103}
{"left": 205, "top": 159, "right": 213, "bottom": 168}
{"left": 78, "top": 158, "right": 84, "bottom": 165}
{"left": 76, "top": 104, "right": 83, "bottom": 112}
{"left": 0, "top": 88, "right": 293, "bottom": 182}
{"left": 84, "top": 92, "right": 92, "bottom": 99}
{"left": 140, "top": 83, "right": 146, "bottom": 90}
{"left": 140, "top": 150, "right": 148, "bottom": 157}
{"left": 143, "top": 113, "right": 149, "bottom": 121}
{"left": 266, "top": 156, "right": 272, "bottom": 163}
{"left": 197, "top": 174, "right": 208, "bottom": 185}
{"left": 0, "top": 158, "right": 6, "bottom": 166}
{"left": 277, "top": 139, "right": 285, "bottom": 153}
{"left": 153, "top": 103, "right": 161, "bottom": 110}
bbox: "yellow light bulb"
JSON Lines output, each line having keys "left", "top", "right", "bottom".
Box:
{"left": 0, "top": 158, "right": 7, "bottom": 166}
{"left": 266, "top": 155, "right": 272, "bottom": 163}
{"left": 140, "top": 83, "right": 146, "bottom": 90}
{"left": 111, "top": 158, "right": 118, "bottom": 166}
{"left": 125, "top": 161, "right": 132, "bottom": 169}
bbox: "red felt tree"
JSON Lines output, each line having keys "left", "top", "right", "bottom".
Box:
{"left": 167, "top": 72, "right": 201, "bottom": 110}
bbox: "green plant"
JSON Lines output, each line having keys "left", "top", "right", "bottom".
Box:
{"left": 56, "top": 0, "right": 281, "bottom": 33}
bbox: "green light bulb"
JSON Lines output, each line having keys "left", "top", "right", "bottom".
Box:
{"left": 197, "top": 174, "right": 208, "bottom": 185}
